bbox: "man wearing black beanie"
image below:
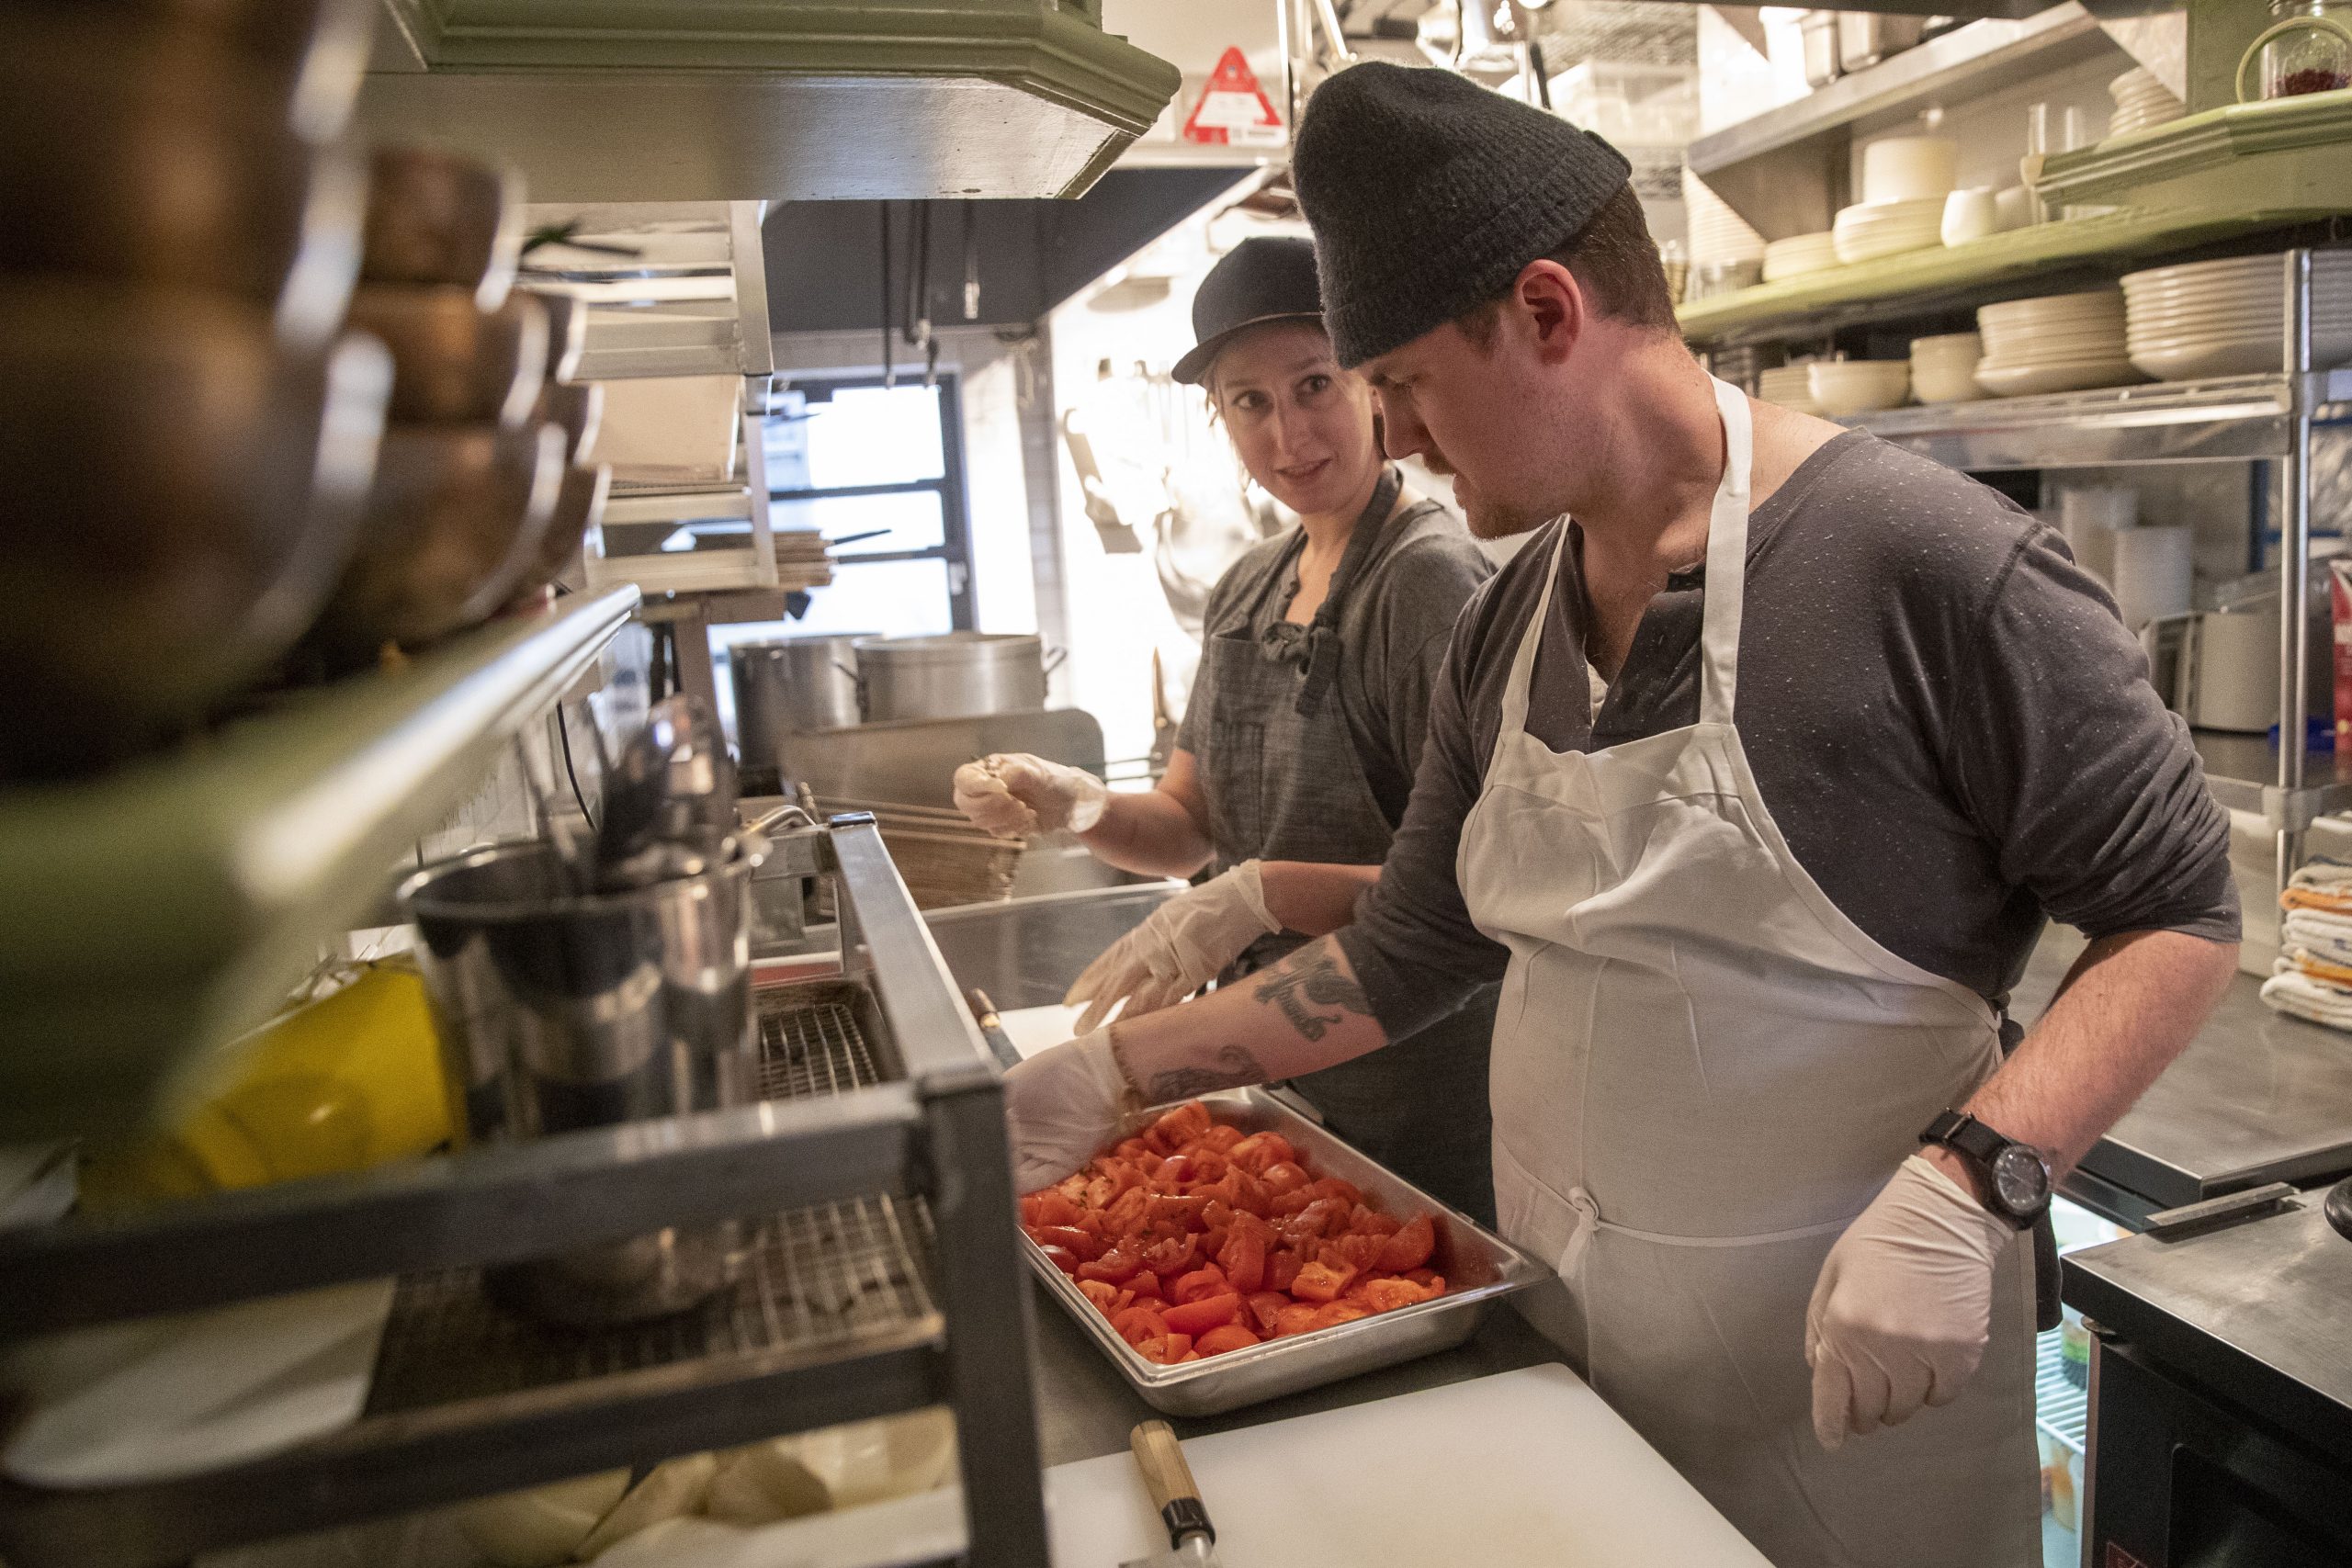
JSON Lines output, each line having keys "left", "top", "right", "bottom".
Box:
{"left": 1002, "top": 62, "right": 2238, "bottom": 1566}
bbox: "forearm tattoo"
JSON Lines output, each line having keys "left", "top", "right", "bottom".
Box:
{"left": 1142, "top": 1044, "right": 1264, "bottom": 1103}
{"left": 1250, "top": 941, "right": 1372, "bottom": 1043}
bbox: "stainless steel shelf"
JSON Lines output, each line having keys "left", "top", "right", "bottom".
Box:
{"left": 2035, "top": 1327, "right": 2090, "bottom": 1455}
{"left": 0, "top": 585, "right": 640, "bottom": 1144}
{"left": 2192, "top": 730, "right": 2352, "bottom": 831}
{"left": 1835, "top": 375, "right": 2337, "bottom": 468}
{"left": 1689, "top": 6, "right": 2108, "bottom": 180}
{"left": 0, "top": 893, "right": 1045, "bottom": 1568}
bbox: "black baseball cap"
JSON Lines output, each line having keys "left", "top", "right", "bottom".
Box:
{"left": 1171, "top": 235, "right": 1326, "bottom": 386}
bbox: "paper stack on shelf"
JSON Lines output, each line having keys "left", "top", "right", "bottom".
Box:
{"left": 774, "top": 527, "right": 833, "bottom": 591}
{"left": 2260, "top": 860, "right": 2352, "bottom": 1031}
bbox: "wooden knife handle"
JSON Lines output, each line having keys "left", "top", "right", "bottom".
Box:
{"left": 1129, "top": 1420, "right": 1216, "bottom": 1546}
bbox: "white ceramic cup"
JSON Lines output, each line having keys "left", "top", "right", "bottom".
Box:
{"left": 1993, "top": 186, "right": 2036, "bottom": 231}
{"left": 1941, "top": 188, "right": 1999, "bottom": 247}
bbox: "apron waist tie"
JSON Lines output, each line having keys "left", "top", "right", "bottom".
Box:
{"left": 1558, "top": 1184, "right": 1856, "bottom": 1278}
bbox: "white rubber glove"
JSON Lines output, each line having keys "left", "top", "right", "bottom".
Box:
{"left": 1805, "top": 1154, "right": 2013, "bottom": 1450}
{"left": 950, "top": 753, "right": 1112, "bottom": 840}
{"left": 1064, "top": 862, "right": 1283, "bottom": 1034}
{"left": 1001, "top": 1029, "right": 1136, "bottom": 1194}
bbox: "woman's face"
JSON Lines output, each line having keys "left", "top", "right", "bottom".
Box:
{"left": 1210, "top": 321, "right": 1381, "bottom": 518}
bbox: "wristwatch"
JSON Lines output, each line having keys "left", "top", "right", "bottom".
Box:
{"left": 1920, "top": 1111, "right": 2052, "bottom": 1230}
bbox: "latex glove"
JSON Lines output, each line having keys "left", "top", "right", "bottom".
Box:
{"left": 1064, "top": 862, "right": 1283, "bottom": 1034}
{"left": 1805, "top": 1154, "right": 2012, "bottom": 1450}
{"left": 950, "top": 753, "right": 1111, "bottom": 840}
{"left": 1002, "top": 1029, "right": 1136, "bottom": 1194}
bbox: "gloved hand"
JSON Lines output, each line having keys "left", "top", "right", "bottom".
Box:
{"left": 1002, "top": 1029, "right": 1137, "bottom": 1193}
{"left": 1805, "top": 1154, "right": 2012, "bottom": 1450}
{"left": 1064, "top": 862, "right": 1283, "bottom": 1033}
{"left": 951, "top": 753, "right": 1112, "bottom": 840}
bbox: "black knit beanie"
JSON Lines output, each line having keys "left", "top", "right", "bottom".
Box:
{"left": 1293, "top": 62, "right": 1634, "bottom": 368}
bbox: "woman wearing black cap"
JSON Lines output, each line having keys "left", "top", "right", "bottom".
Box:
{"left": 953, "top": 235, "right": 1498, "bottom": 1221}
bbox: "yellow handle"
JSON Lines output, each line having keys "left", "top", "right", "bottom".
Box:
{"left": 1129, "top": 1420, "right": 1202, "bottom": 1517}
{"left": 2238, "top": 14, "right": 2352, "bottom": 102}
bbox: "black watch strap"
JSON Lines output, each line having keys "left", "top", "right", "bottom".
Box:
{"left": 1921, "top": 1110, "right": 2048, "bottom": 1229}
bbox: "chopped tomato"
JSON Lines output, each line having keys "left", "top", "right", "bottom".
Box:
{"left": 1102, "top": 1186, "right": 1151, "bottom": 1237}
{"left": 1148, "top": 1192, "right": 1209, "bottom": 1228}
{"left": 1376, "top": 1213, "right": 1435, "bottom": 1273}
{"left": 1170, "top": 1265, "right": 1228, "bottom": 1304}
{"left": 1034, "top": 1225, "right": 1102, "bottom": 1262}
{"left": 1257, "top": 1160, "right": 1311, "bottom": 1197}
{"left": 1111, "top": 1305, "right": 1169, "bottom": 1346}
{"left": 1348, "top": 1205, "right": 1403, "bottom": 1239}
{"left": 1309, "top": 1301, "right": 1374, "bottom": 1330}
{"left": 1183, "top": 1152, "right": 1231, "bottom": 1186}
{"left": 1125, "top": 1269, "right": 1164, "bottom": 1301}
{"left": 1077, "top": 1279, "right": 1127, "bottom": 1314}
{"left": 1404, "top": 1269, "right": 1443, "bottom": 1291}
{"left": 1277, "top": 1197, "right": 1351, "bottom": 1245}
{"left": 1197, "top": 1122, "right": 1246, "bottom": 1153}
{"left": 1077, "top": 1247, "right": 1141, "bottom": 1284}
{"left": 1160, "top": 1292, "right": 1241, "bottom": 1337}
{"left": 1148, "top": 1102, "right": 1213, "bottom": 1149}
{"left": 1135, "top": 1331, "right": 1195, "bottom": 1365}
{"left": 1304, "top": 1177, "right": 1363, "bottom": 1208}
{"left": 1216, "top": 1228, "right": 1266, "bottom": 1295}
{"left": 1194, "top": 1324, "right": 1262, "bottom": 1357}
{"left": 1353, "top": 1277, "right": 1433, "bottom": 1314}
{"left": 1289, "top": 1259, "right": 1355, "bottom": 1303}
{"left": 1227, "top": 1131, "right": 1296, "bottom": 1175}
{"left": 1325, "top": 1233, "right": 1384, "bottom": 1273}
{"left": 1272, "top": 1302, "right": 1322, "bottom": 1337}
{"left": 1038, "top": 1244, "right": 1080, "bottom": 1274}
{"left": 1023, "top": 1190, "right": 1082, "bottom": 1227}
{"left": 1139, "top": 1232, "right": 1201, "bottom": 1280}
{"left": 1244, "top": 1290, "right": 1292, "bottom": 1336}
{"left": 1267, "top": 1247, "right": 1306, "bottom": 1293}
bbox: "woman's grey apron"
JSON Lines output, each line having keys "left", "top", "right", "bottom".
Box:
{"left": 1192, "top": 467, "right": 1496, "bottom": 1224}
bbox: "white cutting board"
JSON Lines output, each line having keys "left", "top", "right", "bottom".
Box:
{"left": 998, "top": 1002, "right": 1091, "bottom": 1060}
{"left": 1044, "top": 1365, "right": 1770, "bottom": 1568}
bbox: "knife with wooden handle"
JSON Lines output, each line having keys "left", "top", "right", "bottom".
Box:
{"left": 1123, "top": 1420, "right": 1221, "bottom": 1568}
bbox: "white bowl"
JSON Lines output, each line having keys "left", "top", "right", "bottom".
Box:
{"left": 1911, "top": 360, "right": 1984, "bottom": 404}
{"left": 1861, "top": 137, "right": 1960, "bottom": 205}
{"left": 1912, "top": 331, "right": 1984, "bottom": 356}
{"left": 1941, "top": 189, "right": 1999, "bottom": 247}
{"left": 1808, "top": 359, "right": 1911, "bottom": 415}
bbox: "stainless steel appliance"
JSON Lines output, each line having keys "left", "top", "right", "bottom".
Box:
{"left": 853, "top": 631, "right": 1060, "bottom": 722}
{"left": 400, "top": 835, "right": 765, "bottom": 1325}
{"left": 2064, "top": 1188, "right": 2352, "bottom": 1565}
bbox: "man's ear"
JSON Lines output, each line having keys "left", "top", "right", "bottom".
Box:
{"left": 1514, "top": 259, "right": 1587, "bottom": 366}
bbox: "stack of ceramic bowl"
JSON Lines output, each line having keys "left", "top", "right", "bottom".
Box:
{"left": 2109, "top": 67, "right": 2186, "bottom": 137}
{"left": 1763, "top": 231, "right": 1840, "bottom": 284}
{"left": 1973, "top": 290, "right": 2143, "bottom": 396}
{"left": 1686, "top": 166, "right": 1767, "bottom": 273}
{"left": 2121, "top": 251, "right": 2352, "bottom": 381}
{"left": 1758, "top": 362, "right": 1823, "bottom": 413}
{"left": 1910, "top": 333, "right": 1985, "bottom": 404}
{"left": 1807, "top": 358, "right": 1911, "bottom": 416}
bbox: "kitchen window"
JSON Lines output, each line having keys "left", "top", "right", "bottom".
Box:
{"left": 761, "top": 376, "right": 977, "bottom": 637}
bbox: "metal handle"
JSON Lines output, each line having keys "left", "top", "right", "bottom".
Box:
{"left": 1043, "top": 646, "right": 1068, "bottom": 678}
{"left": 965, "top": 987, "right": 1023, "bottom": 1072}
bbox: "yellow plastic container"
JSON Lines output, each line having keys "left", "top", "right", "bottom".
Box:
{"left": 81, "top": 961, "right": 451, "bottom": 1210}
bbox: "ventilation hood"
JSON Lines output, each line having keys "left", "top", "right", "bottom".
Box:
{"left": 364, "top": 0, "right": 1182, "bottom": 203}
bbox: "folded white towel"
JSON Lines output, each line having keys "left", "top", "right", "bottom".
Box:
{"left": 2290, "top": 857, "right": 2352, "bottom": 892}
{"left": 2281, "top": 908, "right": 2352, "bottom": 967}
{"left": 2259, "top": 967, "right": 2352, "bottom": 1032}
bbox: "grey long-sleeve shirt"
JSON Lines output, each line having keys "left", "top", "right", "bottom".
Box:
{"left": 1337, "top": 429, "right": 2240, "bottom": 1039}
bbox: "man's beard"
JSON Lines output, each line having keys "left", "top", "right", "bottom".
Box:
{"left": 1422, "top": 448, "right": 1552, "bottom": 540}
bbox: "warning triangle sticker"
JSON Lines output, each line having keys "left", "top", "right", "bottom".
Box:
{"left": 1182, "top": 46, "right": 1283, "bottom": 146}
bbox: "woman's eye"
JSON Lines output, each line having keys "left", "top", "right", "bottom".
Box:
{"left": 1301, "top": 375, "right": 1331, "bottom": 396}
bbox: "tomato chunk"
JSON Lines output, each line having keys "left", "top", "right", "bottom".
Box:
{"left": 1077, "top": 1247, "right": 1141, "bottom": 1284}
{"left": 1170, "top": 1266, "right": 1229, "bottom": 1305}
{"left": 1244, "top": 1290, "right": 1292, "bottom": 1336}
{"left": 1376, "top": 1213, "right": 1435, "bottom": 1273}
{"left": 1194, "top": 1324, "right": 1262, "bottom": 1357}
{"left": 1037, "top": 1244, "right": 1080, "bottom": 1275}
{"left": 1034, "top": 1224, "right": 1102, "bottom": 1261}
{"left": 1111, "top": 1305, "right": 1168, "bottom": 1346}
{"left": 1216, "top": 1228, "right": 1266, "bottom": 1295}
{"left": 1135, "top": 1331, "right": 1194, "bottom": 1365}
{"left": 1271, "top": 1302, "right": 1322, "bottom": 1338}
{"left": 1160, "top": 1292, "right": 1241, "bottom": 1336}
{"left": 1289, "top": 1259, "right": 1355, "bottom": 1303}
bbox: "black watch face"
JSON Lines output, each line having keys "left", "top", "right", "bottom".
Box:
{"left": 1991, "top": 1145, "right": 2050, "bottom": 1213}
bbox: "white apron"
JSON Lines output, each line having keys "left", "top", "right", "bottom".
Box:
{"left": 1456, "top": 378, "right": 2039, "bottom": 1567}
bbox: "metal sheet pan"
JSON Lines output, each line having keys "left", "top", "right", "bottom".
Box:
{"left": 1022, "top": 1089, "right": 1545, "bottom": 1416}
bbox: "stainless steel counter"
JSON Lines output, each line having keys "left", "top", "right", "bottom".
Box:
{"left": 2014, "top": 929, "right": 2352, "bottom": 1220}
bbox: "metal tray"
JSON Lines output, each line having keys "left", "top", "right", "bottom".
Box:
{"left": 1022, "top": 1089, "right": 1544, "bottom": 1416}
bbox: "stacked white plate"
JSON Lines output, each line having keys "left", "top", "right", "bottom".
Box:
{"left": 1686, "top": 166, "right": 1766, "bottom": 267}
{"left": 1758, "top": 363, "right": 1822, "bottom": 414}
{"left": 1831, "top": 198, "right": 1946, "bottom": 265}
{"left": 1763, "top": 231, "right": 1840, "bottom": 283}
{"left": 1974, "top": 290, "right": 2143, "bottom": 396}
{"left": 2109, "top": 67, "right": 2186, "bottom": 138}
{"left": 2122, "top": 251, "right": 2352, "bottom": 381}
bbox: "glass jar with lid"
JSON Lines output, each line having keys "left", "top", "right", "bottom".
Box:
{"left": 2240, "top": 0, "right": 2352, "bottom": 101}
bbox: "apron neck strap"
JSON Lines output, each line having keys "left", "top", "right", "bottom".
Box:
{"left": 1295, "top": 464, "right": 1404, "bottom": 716}
{"left": 1698, "top": 376, "right": 1754, "bottom": 726}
